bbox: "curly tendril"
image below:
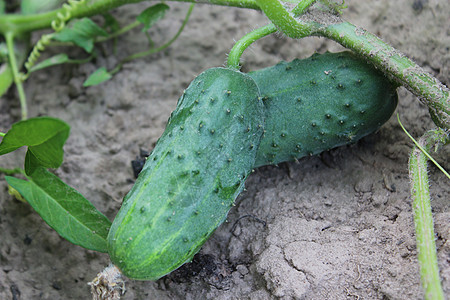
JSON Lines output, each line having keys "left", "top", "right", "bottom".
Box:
{"left": 22, "top": 0, "right": 88, "bottom": 77}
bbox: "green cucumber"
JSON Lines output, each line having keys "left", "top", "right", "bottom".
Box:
{"left": 107, "top": 68, "right": 264, "bottom": 280}
{"left": 250, "top": 51, "right": 398, "bottom": 167}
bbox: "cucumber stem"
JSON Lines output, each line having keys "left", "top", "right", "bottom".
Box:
{"left": 227, "top": 0, "right": 319, "bottom": 70}
{"left": 292, "top": 0, "right": 317, "bottom": 16}
{"left": 252, "top": 1, "right": 449, "bottom": 129}
{"left": 227, "top": 24, "right": 276, "bottom": 70}
{"left": 255, "top": 0, "right": 315, "bottom": 38}
{"left": 321, "top": 21, "right": 449, "bottom": 130}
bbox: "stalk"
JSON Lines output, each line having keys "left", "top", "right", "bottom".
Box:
{"left": 5, "top": 32, "right": 27, "bottom": 120}
{"left": 408, "top": 128, "right": 448, "bottom": 300}
{"left": 321, "top": 22, "right": 449, "bottom": 130}
{"left": 227, "top": 0, "right": 317, "bottom": 69}
{"left": 0, "top": 0, "right": 259, "bottom": 36}
{"left": 253, "top": 0, "right": 449, "bottom": 130}
{"left": 227, "top": 24, "right": 276, "bottom": 70}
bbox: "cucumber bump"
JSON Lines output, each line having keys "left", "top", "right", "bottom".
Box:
{"left": 107, "top": 68, "right": 264, "bottom": 280}
{"left": 250, "top": 51, "right": 398, "bottom": 167}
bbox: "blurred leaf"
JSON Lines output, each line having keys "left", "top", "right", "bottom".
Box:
{"left": 28, "top": 53, "right": 69, "bottom": 73}
{"left": 53, "top": 18, "right": 108, "bottom": 53}
{"left": 0, "top": 43, "right": 8, "bottom": 61}
{"left": 7, "top": 184, "right": 26, "bottom": 202}
{"left": 102, "top": 13, "right": 120, "bottom": 33}
{"left": 83, "top": 67, "right": 112, "bottom": 87}
{"left": 0, "top": 1, "right": 5, "bottom": 15}
{"left": 21, "top": 0, "right": 65, "bottom": 14}
{"left": 0, "top": 117, "right": 70, "bottom": 174}
{"left": 0, "top": 62, "right": 14, "bottom": 98}
{"left": 6, "top": 168, "right": 111, "bottom": 252}
{"left": 137, "top": 3, "right": 170, "bottom": 32}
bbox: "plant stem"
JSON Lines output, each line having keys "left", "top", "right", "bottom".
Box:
{"left": 321, "top": 21, "right": 449, "bottom": 130}
{"left": 0, "top": 0, "right": 259, "bottom": 36}
{"left": 0, "top": 167, "right": 26, "bottom": 175}
{"left": 408, "top": 129, "right": 448, "bottom": 300}
{"left": 112, "top": 3, "right": 194, "bottom": 71}
{"left": 96, "top": 20, "right": 141, "bottom": 43}
{"left": 0, "top": 132, "right": 5, "bottom": 137}
{"left": 227, "top": 24, "right": 276, "bottom": 70}
{"left": 253, "top": 1, "right": 449, "bottom": 130}
{"left": 227, "top": 0, "right": 320, "bottom": 69}
{"left": 398, "top": 115, "right": 449, "bottom": 179}
{"left": 255, "top": 0, "right": 315, "bottom": 38}
{"left": 5, "top": 32, "right": 27, "bottom": 120}
{"left": 292, "top": 0, "right": 317, "bottom": 16}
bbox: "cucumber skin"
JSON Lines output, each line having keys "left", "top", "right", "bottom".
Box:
{"left": 107, "top": 68, "right": 264, "bottom": 280}
{"left": 250, "top": 51, "right": 398, "bottom": 167}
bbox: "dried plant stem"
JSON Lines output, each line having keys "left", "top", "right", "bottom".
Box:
{"left": 89, "top": 264, "right": 125, "bottom": 300}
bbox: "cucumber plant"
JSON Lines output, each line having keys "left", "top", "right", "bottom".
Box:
{"left": 0, "top": 1, "right": 448, "bottom": 299}
{"left": 106, "top": 53, "right": 398, "bottom": 281}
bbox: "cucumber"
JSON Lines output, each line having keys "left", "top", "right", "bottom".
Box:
{"left": 107, "top": 68, "right": 264, "bottom": 280}
{"left": 250, "top": 51, "right": 398, "bottom": 167}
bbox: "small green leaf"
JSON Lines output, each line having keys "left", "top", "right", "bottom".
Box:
{"left": 28, "top": 54, "right": 70, "bottom": 73}
{"left": 24, "top": 149, "right": 42, "bottom": 177}
{"left": 83, "top": 67, "right": 112, "bottom": 87}
{"left": 6, "top": 168, "right": 111, "bottom": 252}
{"left": 0, "top": 117, "right": 70, "bottom": 174}
{"left": 102, "top": 13, "right": 120, "bottom": 33}
{"left": 0, "top": 62, "right": 14, "bottom": 97}
{"left": 137, "top": 4, "right": 170, "bottom": 32}
{"left": 53, "top": 18, "right": 108, "bottom": 53}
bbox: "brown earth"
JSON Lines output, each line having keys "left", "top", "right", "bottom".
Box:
{"left": 0, "top": 0, "right": 449, "bottom": 299}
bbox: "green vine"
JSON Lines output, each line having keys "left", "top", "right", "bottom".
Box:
{"left": 253, "top": 0, "right": 449, "bottom": 130}
{"left": 23, "top": 0, "right": 88, "bottom": 77}
{"left": 227, "top": 0, "right": 318, "bottom": 69}
{"left": 5, "top": 32, "right": 27, "bottom": 120}
{"left": 408, "top": 128, "right": 448, "bottom": 300}
{"left": 227, "top": 24, "right": 276, "bottom": 70}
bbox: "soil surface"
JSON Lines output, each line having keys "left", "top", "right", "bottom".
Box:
{"left": 1, "top": 0, "right": 449, "bottom": 299}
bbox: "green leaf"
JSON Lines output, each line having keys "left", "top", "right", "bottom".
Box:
{"left": 137, "top": 3, "right": 170, "bottom": 32}
{"left": 0, "top": 62, "right": 14, "bottom": 98}
{"left": 28, "top": 54, "right": 70, "bottom": 73}
{"left": 6, "top": 168, "right": 111, "bottom": 252}
{"left": 0, "top": 1, "right": 5, "bottom": 15}
{"left": 52, "top": 18, "right": 108, "bottom": 53}
{"left": 0, "top": 117, "right": 70, "bottom": 174}
{"left": 83, "top": 67, "right": 112, "bottom": 87}
{"left": 102, "top": 13, "right": 120, "bottom": 33}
